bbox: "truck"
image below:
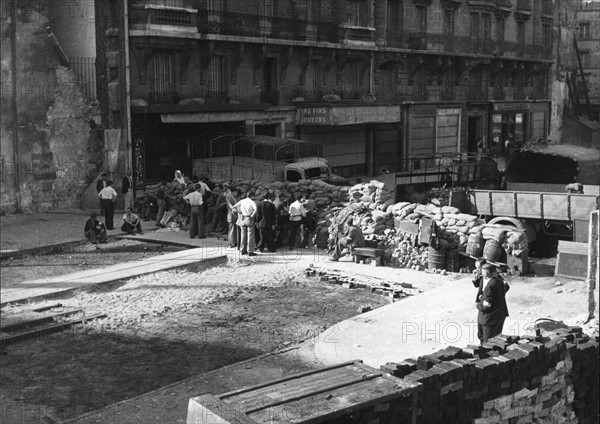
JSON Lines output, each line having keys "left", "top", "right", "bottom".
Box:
{"left": 191, "top": 134, "right": 348, "bottom": 185}
{"left": 451, "top": 144, "right": 600, "bottom": 246}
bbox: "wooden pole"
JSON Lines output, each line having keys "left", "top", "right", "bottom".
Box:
{"left": 586, "top": 210, "right": 599, "bottom": 322}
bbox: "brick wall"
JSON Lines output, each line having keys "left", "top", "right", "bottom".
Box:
{"left": 1, "top": 0, "right": 102, "bottom": 213}
{"left": 381, "top": 326, "right": 598, "bottom": 424}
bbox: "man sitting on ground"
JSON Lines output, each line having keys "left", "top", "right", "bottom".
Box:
{"left": 84, "top": 212, "right": 107, "bottom": 244}
{"left": 329, "top": 218, "right": 365, "bottom": 261}
{"left": 121, "top": 208, "right": 144, "bottom": 235}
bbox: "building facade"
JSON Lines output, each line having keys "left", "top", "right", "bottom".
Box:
{"left": 575, "top": 0, "right": 600, "bottom": 112}
{"left": 94, "top": 0, "right": 556, "bottom": 188}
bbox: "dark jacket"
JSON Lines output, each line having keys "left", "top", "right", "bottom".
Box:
{"left": 258, "top": 200, "right": 276, "bottom": 228}
{"left": 476, "top": 276, "right": 509, "bottom": 326}
{"left": 84, "top": 218, "right": 105, "bottom": 236}
{"left": 121, "top": 176, "right": 132, "bottom": 195}
{"left": 96, "top": 179, "right": 107, "bottom": 193}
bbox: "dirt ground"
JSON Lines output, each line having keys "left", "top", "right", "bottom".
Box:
{"left": 0, "top": 259, "right": 389, "bottom": 422}
{"left": 0, "top": 244, "right": 597, "bottom": 424}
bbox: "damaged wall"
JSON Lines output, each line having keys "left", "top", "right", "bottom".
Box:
{"left": 0, "top": 0, "right": 103, "bottom": 213}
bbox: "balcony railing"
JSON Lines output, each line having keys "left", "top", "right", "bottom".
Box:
{"left": 339, "top": 25, "right": 375, "bottom": 44}
{"left": 386, "top": 30, "right": 406, "bottom": 48}
{"left": 130, "top": 5, "right": 197, "bottom": 28}
{"left": 198, "top": 10, "right": 338, "bottom": 43}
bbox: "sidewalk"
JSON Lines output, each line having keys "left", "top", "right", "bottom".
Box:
{"left": 0, "top": 209, "right": 158, "bottom": 256}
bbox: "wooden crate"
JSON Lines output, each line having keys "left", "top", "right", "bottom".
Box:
{"left": 187, "top": 361, "right": 420, "bottom": 424}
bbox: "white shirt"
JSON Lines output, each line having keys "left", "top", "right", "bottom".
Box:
{"left": 184, "top": 191, "right": 204, "bottom": 206}
{"left": 98, "top": 186, "right": 118, "bottom": 200}
{"left": 288, "top": 200, "right": 306, "bottom": 222}
{"left": 198, "top": 181, "right": 212, "bottom": 196}
{"left": 234, "top": 197, "right": 257, "bottom": 218}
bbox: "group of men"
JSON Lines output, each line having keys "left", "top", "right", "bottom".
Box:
{"left": 95, "top": 170, "right": 135, "bottom": 231}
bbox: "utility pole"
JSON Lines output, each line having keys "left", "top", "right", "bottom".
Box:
{"left": 119, "top": 0, "right": 132, "bottom": 180}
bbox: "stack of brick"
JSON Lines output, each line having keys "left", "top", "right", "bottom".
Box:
{"left": 378, "top": 326, "right": 598, "bottom": 424}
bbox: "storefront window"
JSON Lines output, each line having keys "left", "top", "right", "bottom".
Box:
{"left": 491, "top": 112, "right": 528, "bottom": 158}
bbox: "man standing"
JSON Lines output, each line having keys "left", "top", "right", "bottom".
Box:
{"left": 303, "top": 192, "right": 316, "bottom": 248}
{"left": 234, "top": 193, "right": 258, "bottom": 256}
{"left": 476, "top": 263, "right": 509, "bottom": 344}
{"left": 84, "top": 212, "right": 107, "bottom": 244}
{"left": 121, "top": 170, "right": 134, "bottom": 210}
{"left": 96, "top": 172, "right": 108, "bottom": 215}
{"left": 156, "top": 181, "right": 168, "bottom": 227}
{"left": 329, "top": 218, "right": 365, "bottom": 261}
{"left": 98, "top": 181, "right": 118, "bottom": 230}
{"left": 225, "top": 186, "right": 239, "bottom": 248}
{"left": 183, "top": 184, "right": 205, "bottom": 239}
{"left": 288, "top": 194, "right": 307, "bottom": 249}
{"left": 257, "top": 193, "right": 277, "bottom": 253}
{"left": 121, "top": 208, "right": 144, "bottom": 235}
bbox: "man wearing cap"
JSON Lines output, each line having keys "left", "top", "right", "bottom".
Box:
{"left": 183, "top": 184, "right": 205, "bottom": 239}
{"left": 84, "top": 212, "right": 107, "bottom": 244}
{"left": 475, "top": 263, "right": 509, "bottom": 343}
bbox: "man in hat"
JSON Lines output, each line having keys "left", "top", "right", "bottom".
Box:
{"left": 475, "top": 263, "right": 509, "bottom": 344}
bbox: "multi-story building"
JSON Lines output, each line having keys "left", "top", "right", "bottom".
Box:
{"left": 94, "top": 0, "right": 555, "bottom": 187}
{"left": 575, "top": 0, "right": 600, "bottom": 112}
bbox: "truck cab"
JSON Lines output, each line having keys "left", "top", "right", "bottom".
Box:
{"left": 284, "top": 158, "right": 349, "bottom": 185}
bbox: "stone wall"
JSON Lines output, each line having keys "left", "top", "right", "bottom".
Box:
{"left": 381, "top": 326, "right": 598, "bottom": 424}
{"left": 0, "top": 0, "right": 102, "bottom": 213}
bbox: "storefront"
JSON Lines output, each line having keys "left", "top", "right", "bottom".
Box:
{"left": 295, "top": 105, "right": 402, "bottom": 178}
{"left": 466, "top": 102, "right": 489, "bottom": 154}
{"left": 404, "top": 103, "right": 464, "bottom": 169}
{"left": 131, "top": 106, "right": 296, "bottom": 185}
{"left": 489, "top": 101, "right": 551, "bottom": 158}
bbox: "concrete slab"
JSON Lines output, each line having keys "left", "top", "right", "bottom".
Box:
{"left": 0, "top": 248, "right": 228, "bottom": 306}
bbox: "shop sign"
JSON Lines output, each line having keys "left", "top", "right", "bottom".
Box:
{"left": 297, "top": 105, "right": 401, "bottom": 125}
{"left": 493, "top": 102, "right": 532, "bottom": 111}
{"left": 296, "top": 107, "right": 330, "bottom": 125}
{"left": 437, "top": 108, "right": 461, "bottom": 116}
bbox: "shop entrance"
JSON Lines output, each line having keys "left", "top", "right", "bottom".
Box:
{"left": 491, "top": 112, "right": 527, "bottom": 158}
{"left": 467, "top": 116, "right": 482, "bottom": 153}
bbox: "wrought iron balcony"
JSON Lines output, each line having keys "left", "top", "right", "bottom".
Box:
{"left": 130, "top": 4, "right": 197, "bottom": 29}
{"left": 198, "top": 10, "right": 338, "bottom": 43}
{"left": 339, "top": 25, "right": 375, "bottom": 44}
{"left": 385, "top": 30, "right": 406, "bottom": 48}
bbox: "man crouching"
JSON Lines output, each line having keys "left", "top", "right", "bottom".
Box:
{"left": 329, "top": 218, "right": 365, "bottom": 261}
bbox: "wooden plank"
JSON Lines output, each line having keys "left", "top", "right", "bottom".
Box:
{"left": 0, "top": 309, "right": 83, "bottom": 332}
{"left": 32, "top": 303, "right": 63, "bottom": 312}
{"left": 0, "top": 314, "right": 107, "bottom": 347}
{"left": 187, "top": 394, "right": 259, "bottom": 424}
{"left": 557, "top": 241, "right": 589, "bottom": 255}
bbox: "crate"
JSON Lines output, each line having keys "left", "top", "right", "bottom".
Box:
{"left": 187, "top": 361, "right": 420, "bottom": 424}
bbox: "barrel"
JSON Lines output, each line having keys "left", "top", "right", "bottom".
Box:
{"left": 483, "top": 239, "right": 503, "bottom": 262}
{"left": 466, "top": 233, "right": 484, "bottom": 257}
{"left": 428, "top": 247, "right": 446, "bottom": 270}
{"left": 445, "top": 249, "right": 459, "bottom": 272}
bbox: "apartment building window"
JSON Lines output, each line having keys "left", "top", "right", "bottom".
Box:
{"left": 416, "top": 5, "right": 427, "bottom": 32}
{"left": 517, "top": 20, "right": 526, "bottom": 52}
{"left": 348, "top": 0, "right": 369, "bottom": 27}
{"left": 579, "top": 22, "right": 591, "bottom": 39}
{"left": 305, "top": 60, "right": 321, "bottom": 101}
{"left": 444, "top": 9, "right": 455, "bottom": 36}
{"left": 543, "top": 22, "right": 552, "bottom": 54}
{"left": 387, "top": 0, "right": 404, "bottom": 45}
{"left": 580, "top": 51, "right": 590, "bottom": 67}
{"left": 470, "top": 13, "right": 480, "bottom": 38}
{"left": 482, "top": 13, "right": 491, "bottom": 39}
{"left": 261, "top": 58, "right": 278, "bottom": 104}
{"left": 343, "top": 62, "right": 361, "bottom": 99}
{"left": 206, "top": 56, "right": 227, "bottom": 99}
{"left": 378, "top": 66, "right": 397, "bottom": 100}
{"left": 149, "top": 51, "right": 175, "bottom": 104}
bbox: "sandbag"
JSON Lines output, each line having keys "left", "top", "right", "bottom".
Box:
{"left": 442, "top": 206, "right": 460, "bottom": 214}
{"left": 482, "top": 227, "right": 507, "bottom": 242}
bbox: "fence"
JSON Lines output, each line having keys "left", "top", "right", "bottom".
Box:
{"left": 69, "top": 56, "right": 96, "bottom": 101}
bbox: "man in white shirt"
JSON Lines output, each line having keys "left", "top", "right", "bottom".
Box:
{"left": 98, "top": 181, "right": 118, "bottom": 230}
{"left": 233, "top": 193, "right": 257, "bottom": 256}
{"left": 121, "top": 208, "right": 143, "bottom": 235}
{"left": 183, "top": 184, "right": 205, "bottom": 239}
{"left": 288, "top": 194, "right": 307, "bottom": 249}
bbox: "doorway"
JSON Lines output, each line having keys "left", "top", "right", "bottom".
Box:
{"left": 467, "top": 116, "right": 482, "bottom": 153}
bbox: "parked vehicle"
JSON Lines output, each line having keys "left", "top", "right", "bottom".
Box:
{"left": 192, "top": 134, "right": 348, "bottom": 184}
{"left": 452, "top": 144, "right": 600, "bottom": 245}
